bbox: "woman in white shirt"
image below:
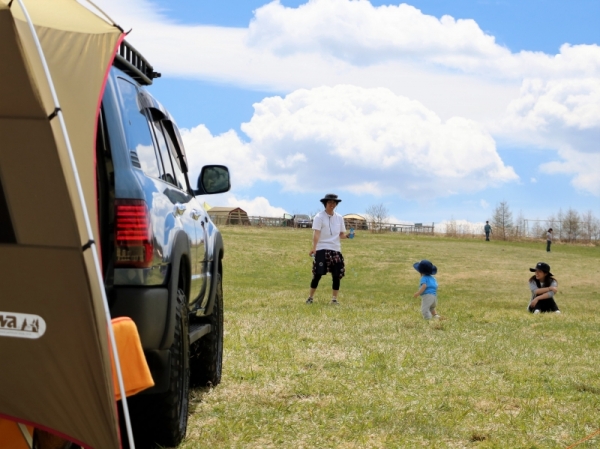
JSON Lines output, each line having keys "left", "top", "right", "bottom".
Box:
{"left": 306, "top": 194, "right": 350, "bottom": 305}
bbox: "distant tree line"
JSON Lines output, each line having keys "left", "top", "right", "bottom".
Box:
{"left": 490, "top": 201, "right": 600, "bottom": 242}
{"left": 441, "top": 201, "right": 599, "bottom": 244}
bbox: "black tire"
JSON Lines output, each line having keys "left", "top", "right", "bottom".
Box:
{"left": 127, "top": 288, "right": 190, "bottom": 448}
{"left": 190, "top": 273, "right": 223, "bottom": 387}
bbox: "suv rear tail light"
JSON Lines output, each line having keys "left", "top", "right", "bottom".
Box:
{"left": 115, "top": 199, "right": 153, "bottom": 268}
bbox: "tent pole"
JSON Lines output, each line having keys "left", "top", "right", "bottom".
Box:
{"left": 82, "top": 0, "right": 122, "bottom": 31}
{"left": 12, "top": 2, "right": 135, "bottom": 448}
{"left": 17, "top": 423, "right": 33, "bottom": 449}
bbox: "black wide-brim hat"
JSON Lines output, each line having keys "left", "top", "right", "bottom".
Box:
{"left": 320, "top": 193, "right": 342, "bottom": 205}
{"left": 413, "top": 259, "right": 437, "bottom": 275}
{"left": 530, "top": 262, "right": 553, "bottom": 276}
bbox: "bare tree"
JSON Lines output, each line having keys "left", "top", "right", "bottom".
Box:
{"left": 556, "top": 208, "right": 564, "bottom": 240}
{"left": 445, "top": 217, "right": 457, "bottom": 237}
{"left": 531, "top": 220, "right": 545, "bottom": 239}
{"left": 545, "top": 213, "right": 558, "bottom": 240}
{"left": 562, "top": 208, "right": 581, "bottom": 242}
{"left": 491, "top": 201, "right": 513, "bottom": 240}
{"left": 581, "top": 210, "right": 599, "bottom": 242}
{"left": 365, "top": 203, "right": 390, "bottom": 233}
{"left": 514, "top": 210, "right": 526, "bottom": 238}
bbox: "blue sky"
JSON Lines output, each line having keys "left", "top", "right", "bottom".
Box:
{"left": 96, "top": 0, "right": 599, "bottom": 227}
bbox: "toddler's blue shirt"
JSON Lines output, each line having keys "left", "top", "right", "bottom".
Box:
{"left": 420, "top": 275, "right": 438, "bottom": 295}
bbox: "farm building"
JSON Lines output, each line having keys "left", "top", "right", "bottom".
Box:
{"left": 344, "top": 214, "right": 368, "bottom": 230}
{"left": 208, "top": 207, "right": 250, "bottom": 225}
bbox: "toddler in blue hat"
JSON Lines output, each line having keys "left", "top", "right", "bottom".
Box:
{"left": 413, "top": 260, "right": 440, "bottom": 320}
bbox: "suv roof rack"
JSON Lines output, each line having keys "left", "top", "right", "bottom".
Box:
{"left": 114, "top": 40, "right": 161, "bottom": 86}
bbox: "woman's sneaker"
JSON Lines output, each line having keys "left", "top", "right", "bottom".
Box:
{"left": 331, "top": 298, "right": 339, "bottom": 305}
{"left": 305, "top": 297, "right": 313, "bottom": 304}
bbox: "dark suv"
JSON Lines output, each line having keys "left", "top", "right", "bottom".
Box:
{"left": 96, "top": 41, "right": 230, "bottom": 447}
{"left": 293, "top": 214, "right": 313, "bottom": 228}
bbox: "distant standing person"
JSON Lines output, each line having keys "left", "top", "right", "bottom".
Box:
{"left": 528, "top": 262, "right": 560, "bottom": 313}
{"left": 484, "top": 221, "right": 492, "bottom": 241}
{"left": 306, "top": 194, "right": 350, "bottom": 304}
{"left": 546, "top": 228, "right": 553, "bottom": 252}
{"left": 412, "top": 260, "right": 440, "bottom": 320}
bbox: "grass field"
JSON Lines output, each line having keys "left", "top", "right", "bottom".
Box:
{"left": 181, "top": 227, "right": 600, "bottom": 448}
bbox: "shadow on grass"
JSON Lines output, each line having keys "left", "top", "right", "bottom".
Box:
{"left": 189, "top": 385, "right": 214, "bottom": 416}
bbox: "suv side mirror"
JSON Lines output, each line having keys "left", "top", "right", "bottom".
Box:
{"left": 195, "top": 165, "right": 231, "bottom": 195}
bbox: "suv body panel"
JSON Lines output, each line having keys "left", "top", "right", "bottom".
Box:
{"left": 100, "top": 66, "right": 225, "bottom": 392}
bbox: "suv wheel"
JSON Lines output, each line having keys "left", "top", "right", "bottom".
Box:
{"left": 190, "top": 273, "right": 223, "bottom": 387}
{"left": 128, "top": 288, "right": 190, "bottom": 447}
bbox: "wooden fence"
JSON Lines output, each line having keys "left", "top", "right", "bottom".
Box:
{"left": 210, "top": 214, "right": 434, "bottom": 234}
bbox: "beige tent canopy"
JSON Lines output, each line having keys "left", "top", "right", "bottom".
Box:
{"left": 344, "top": 213, "right": 368, "bottom": 230}
{"left": 0, "top": 0, "right": 129, "bottom": 448}
{"left": 208, "top": 206, "right": 250, "bottom": 225}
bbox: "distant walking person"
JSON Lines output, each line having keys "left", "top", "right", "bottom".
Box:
{"left": 413, "top": 260, "right": 440, "bottom": 320}
{"left": 528, "top": 262, "right": 560, "bottom": 313}
{"left": 306, "top": 194, "right": 350, "bottom": 305}
{"left": 546, "top": 228, "right": 553, "bottom": 252}
{"left": 484, "top": 221, "right": 492, "bottom": 241}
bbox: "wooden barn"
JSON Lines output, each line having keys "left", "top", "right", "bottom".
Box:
{"left": 344, "top": 214, "right": 368, "bottom": 230}
{"left": 208, "top": 207, "right": 250, "bottom": 225}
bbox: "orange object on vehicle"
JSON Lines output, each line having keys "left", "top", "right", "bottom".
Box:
{"left": 110, "top": 317, "right": 155, "bottom": 401}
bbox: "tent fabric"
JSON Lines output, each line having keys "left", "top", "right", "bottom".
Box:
{"left": 0, "top": 318, "right": 153, "bottom": 448}
{"left": 208, "top": 207, "right": 250, "bottom": 225}
{"left": 8, "top": 0, "right": 123, "bottom": 246}
{"left": 0, "top": 1, "right": 123, "bottom": 448}
{"left": 343, "top": 214, "right": 367, "bottom": 221}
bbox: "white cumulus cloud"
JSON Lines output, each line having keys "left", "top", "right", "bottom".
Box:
{"left": 540, "top": 148, "right": 600, "bottom": 196}
{"left": 203, "top": 193, "right": 289, "bottom": 216}
{"left": 503, "top": 78, "right": 600, "bottom": 149}
{"left": 248, "top": 0, "right": 600, "bottom": 80}
{"left": 499, "top": 77, "right": 600, "bottom": 195}
{"left": 435, "top": 219, "right": 486, "bottom": 235}
{"left": 225, "top": 195, "right": 288, "bottom": 216}
{"left": 91, "top": 0, "right": 599, "bottom": 197}
{"left": 180, "top": 85, "right": 518, "bottom": 199}
{"left": 91, "top": 0, "right": 521, "bottom": 122}
{"left": 179, "top": 124, "right": 266, "bottom": 188}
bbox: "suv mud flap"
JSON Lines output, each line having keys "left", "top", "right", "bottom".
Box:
{"left": 110, "top": 287, "right": 168, "bottom": 349}
{"left": 142, "top": 349, "right": 171, "bottom": 393}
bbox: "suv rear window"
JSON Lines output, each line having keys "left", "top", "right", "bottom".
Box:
{"left": 117, "top": 78, "right": 160, "bottom": 178}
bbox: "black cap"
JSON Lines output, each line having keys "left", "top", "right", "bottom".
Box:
{"left": 530, "top": 262, "right": 553, "bottom": 276}
{"left": 320, "top": 193, "right": 342, "bottom": 205}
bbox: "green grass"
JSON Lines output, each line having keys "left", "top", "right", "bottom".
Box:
{"left": 181, "top": 227, "right": 600, "bottom": 448}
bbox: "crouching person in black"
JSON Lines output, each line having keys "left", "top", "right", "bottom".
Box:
{"left": 528, "top": 262, "right": 560, "bottom": 314}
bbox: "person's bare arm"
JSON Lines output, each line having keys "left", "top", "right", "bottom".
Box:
{"left": 413, "top": 283, "right": 426, "bottom": 298}
{"left": 339, "top": 231, "right": 350, "bottom": 239}
{"left": 309, "top": 230, "right": 321, "bottom": 256}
